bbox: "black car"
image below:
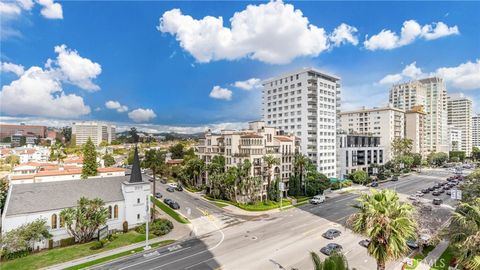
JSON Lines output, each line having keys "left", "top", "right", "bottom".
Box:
{"left": 438, "top": 188, "right": 445, "bottom": 194}
{"left": 446, "top": 190, "right": 452, "bottom": 195}
{"left": 164, "top": 198, "right": 173, "bottom": 205}
{"left": 421, "top": 189, "right": 429, "bottom": 194}
{"left": 166, "top": 187, "right": 175, "bottom": 192}
{"left": 433, "top": 198, "right": 442, "bottom": 205}
{"left": 176, "top": 185, "right": 183, "bottom": 191}
{"left": 170, "top": 202, "right": 180, "bottom": 209}
{"left": 154, "top": 192, "right": 162, "bottom": 199}
{"left": 433, "top": 183, "right": 441, "bottom": 189}
{"left": 428, "top": 187, "right": 435, "bottom": 191}
{"left": 320, "top": 243, "right": 343, "bottom": 256}
{"left": 359, "top": 239, "right": 370, "bottom": 248}
{"left": 406, "top": 239, "right": 418, "bottom": 249}
{"left": 322, "top": 229, "right": 341, "bottom": 240}
{"left": 160, "top": 179, "right": 167, "bottom": 184}
{"left": 370, "top": 181, "right": 379, "bottom": 187}
{"left": 432, "top": 190, "right": 440, "bottom": 196}
{"left": 391, "top": 175, "right": 399, "bottom": 181}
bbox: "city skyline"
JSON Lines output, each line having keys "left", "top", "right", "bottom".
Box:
{"left": 1, "top": 1, "right": 479, "bottom": 133}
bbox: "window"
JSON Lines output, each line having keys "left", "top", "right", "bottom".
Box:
{"left": 114, "top": 205, "right": 119, "bottom": 218}
{"left": 108, "top": 205, "right": 112, "bottom": 219}
{"left": 60, "top": 215, "right": 65, "bottom": 228}
{"left": 137, "top": 214, "right": 140, "bottom": 220}
{"left": 51, "top": 214, "right": 57, "bottom": 229}
{"left": 137, "top": 198, "right": 140, "bottom": 204}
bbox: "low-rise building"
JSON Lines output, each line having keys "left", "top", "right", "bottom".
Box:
{"left": 196, "top": 121, "right": 299, "bottom": 200}
{"left": 337, "top": 133, "right": 384, "bottom": 179}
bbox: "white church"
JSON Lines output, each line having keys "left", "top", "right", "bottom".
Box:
{"left": 1, "top": 147, "right": 151, "bottom": 250}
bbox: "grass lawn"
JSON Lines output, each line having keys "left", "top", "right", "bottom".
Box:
{"left": 213, "top": 202, "right": 228, "bottom": 208}
{"left": 292, "top": 196, "right": 311, "bottom": 203}
{"left": 204, "top": 196, "right": 291, "bottom": 211}
{"left": 64, "top": 240, "right": 174, "bottom": 270}
{"left": 151, "top": 197, "right": 190, "bottom": 224}
{"left": 430, "top": 247, "right": 455, "bottom": 270}
{"left": 405, "top": 246, "right": 435, "bottom": 270}
{"left": 184, "top": 186, "right": 203, "bottom": 193}
{"left": 1, "top": 231, "right": 158, "bottom": 270}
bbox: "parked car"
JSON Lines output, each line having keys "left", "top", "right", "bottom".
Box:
{"left": 391, "top": 175, "right": 399, "bottom": 181}
{"left": 428, "top": 187, "right": 435, "bottom": 191}
{"left": 170, "top": 202, "right": 180, "bottom": 209}
{"left": 421, "top": 189, "right": 429, "bottom": 194}
{"left": 163, "top": 198, "right": 173, "bottom": 205}
{"left": 416, "top": 191, "right": 425, "bottom": 197}
{"left": 322, "top": 229, "right": 341, "bottom": 240}
{"left": 160, "top": 179, "right": 167, "bottom": 184}
{"left": 433, "top": 198, "right": 442, "bottom": 205}
{"left": 176, "top": 185, "right": 183, "bottom": 192}
{"left": 408, "top": 195, "right": 417, "bottom": 200}
{"left": 433, "top": 183, "right": 441, "bottom": 189}
{"left": 370, "top": 181, "right": 379, "bottom": 187}
{"left": 320, "top": 243, "right": 343, "bottom": 256}
{"left": 168, "top": 183, "right": 178, "bottom": 188}
{"left": 310, "top": 195, "right": 326, "bottom": 204}
{"left": 438, "top": 188, "right": 445, "bottom": 194}
{"left": 432, "top": 190, "right": 440, "bottom": 196}
{"left": 446, "top": 190, "right": 452, "bottom": 195}
{"left": 154, "top": 192, "right": 162, "bottom": 199}
{"left": 166, "top": 187, "right": 175, "bottom": 192}
{"left": 406, "top": 239, "right": 419, "bottom": 249}
{"left": 359, "top": 239, "right": 370, "bottom": 248}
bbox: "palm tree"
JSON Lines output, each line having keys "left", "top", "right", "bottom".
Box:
{"left": 348, "top": 189, "right": 417, "bottom": 270}
{"left": 294, "top": 153, "right": 309, "bottom": 195}
{"left": 143, "top": 149, "right": 165, "bottom": 200}
{"left": 448, "top": 198, "right": 480, "bottom": 270}
{"left": 263, "top": 155, "right": 279, "bottom": 201}
{"left": 310, "top": 252, "right": 349, "bottom": 270}
{"left": 50, "top": 142, "right": 66, "bottom": 165}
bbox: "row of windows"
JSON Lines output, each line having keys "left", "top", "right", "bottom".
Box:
{"left": 267, "top": 75, "right": 300, "bottom": 87}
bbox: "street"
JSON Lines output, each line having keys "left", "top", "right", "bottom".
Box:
{"left": 94, "top": 168, "right": 459, "bottom": 270}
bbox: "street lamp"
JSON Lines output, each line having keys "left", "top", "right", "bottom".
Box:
{"left": 144, "top": 194, "right": 151, "bottom": 250}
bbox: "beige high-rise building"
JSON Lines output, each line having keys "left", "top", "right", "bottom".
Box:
{"left": 390, "top": 77, "right": 449, "bottom": 154}
{"left": 473, "top": 114, "right": 480, "bottom": 148}
{"left": 339, "top": 104, "right": 404, "bottom": 160}
{"left": 447, "top": 94, "right": 473, "bottom": 156}
{"left": 405, "top": 105, "right": 427, "bottom": 158}
{"left": 448, "top": 126, "right": 462, "bottom": 152}
{"left": 196, "top": 121, "right": 299, "bottom": 200}
{"left": 72, "top": 122, "right": 116, "bottom": 146}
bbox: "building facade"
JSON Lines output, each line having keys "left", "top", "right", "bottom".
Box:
{"left": 448, "top": 126, "right": 462, "bottom": 152}
{"left": 0, "top": 124, "right": 47, "bottom": 140}
{"left": 405, "top": 105, "right": 427, "bottom": 158}
{"left": 473, "top": 114, "right": 480, "bottom": 148}
{"left": 447, "top": 94, "right": 473, "bottom": 156}
{"left": 390, "top": 77, "right": 449, "bottom": 154}
{"left": 337, "top": 133, "right": 384, "bottom": 180}
{"left": 196, "top": 121, "right": 298, "bottom": 200}
{"left": 339, "top": 105, "right": 404, "bottom": 161}
{"left": 72, "top": 122, "right": 116, "bottom": 146}
{"left": 262, "top": 68, "right": 340, "bottom": 178}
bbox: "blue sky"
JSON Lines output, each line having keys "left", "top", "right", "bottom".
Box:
{"left": 1, "top": 1, "right": 479, "bottom": 132}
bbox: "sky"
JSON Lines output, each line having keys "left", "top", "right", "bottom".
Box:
{"left": 1, "top": 0, "right": 479, "bottom": 133}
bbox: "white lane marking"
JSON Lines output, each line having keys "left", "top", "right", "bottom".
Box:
{"left": 117, "top": 247, "right": 192, "bottom": 270}
{"left": 184, "top": 257, "right": 215, "bottom": 269}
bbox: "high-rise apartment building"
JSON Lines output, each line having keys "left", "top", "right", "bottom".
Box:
{"left": 473, "top": 114, "right": 480, "bottom": 148}
{"left": 405, "top": 105, "right": 427, "bottom": 158}
{"left": 262, "top": 68, "right": 340, "bottom": 178}
{"left": 448, "top": 126, "right": 462, "bottom": 152}
{"left": 196, "top": 121, "right": 298, "bottom": 200}
{"left": 390, "top": 77, "right": 449, "bottom": 154}
{"left": 72, "top": 122, "right": 116, "bottom": 146}
{"left": 339, "top": 105, "right": 404, "bottom": 160}
{"left": 447, "top": 94, "right": 473, "bottom": 156}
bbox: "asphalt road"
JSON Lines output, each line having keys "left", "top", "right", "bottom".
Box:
{"left": 98, "top": 168, "right": 459, "bottom": 270}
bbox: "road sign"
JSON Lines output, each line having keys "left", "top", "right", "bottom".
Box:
{"left": 451, "top": 189, "right": 457, "bottom": 200}
{"left": 279, "top": 182, "right": 285, "bottom": 191}
{"left": 456, "top": 190, "right": 462, "bottom": 200}
{"left": 98, "top": 225, "right": 109, "bottom": 240}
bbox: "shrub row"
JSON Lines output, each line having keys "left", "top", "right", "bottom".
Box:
{"left": 135, "top": 219, "right": 173, "bottom": 237}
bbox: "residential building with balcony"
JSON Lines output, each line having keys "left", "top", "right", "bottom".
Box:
{"left": 448, "top": 126, "right": 462, "bottom": 152}
{"left": 447, "top": 93, "right": 473, "bottom": 156}
{"left": 72, "top": 122, "right": 116, "bottom": 146}
{"left": 262, "top": 68, "right": 340, "bottom": 178}
{"left": 405, "top": 105, "right": 428, "bottom": 158}
{"left": 196, "top": 121, "right": 299, "bottom": 201}
{"left": 473, "top": 114, "right": 480, "bottom": 148}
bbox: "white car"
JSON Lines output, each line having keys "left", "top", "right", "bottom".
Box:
{"left": 168, "top": 183, "right": 178, "bottom": 188}
{"left": 310, "top": 195, "right": 326, "bottom": 204}
{"left": 415, "top": 192, "right": 424, "bottom": 197}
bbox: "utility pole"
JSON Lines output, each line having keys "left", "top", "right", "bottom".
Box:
{"left": 145, "top": 194, "right": 151, "bottom": 250}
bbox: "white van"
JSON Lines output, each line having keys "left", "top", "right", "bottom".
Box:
{"left": 310, "top": 195, "right": 326, "bottom": 204}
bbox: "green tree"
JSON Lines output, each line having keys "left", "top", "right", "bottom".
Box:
{"left": 391, "top": 138, "right": 413, "bottom": 159}
{"left": 449, "top": 151, "right": 466, "bottom": 162}
{"left": 62, "top": 126, "right": 72, "bottom": 143}
{"left": 462, "top": 169, "right": 480, "bottom": 203}
{"left": 294, "top": 153, "right": 309, "bottom": 195}
{"left": 349, "top": 189, "right": 417, "bottom": 270}
{"left": 472, "top": 146, "right": 480, "bottom": 161}
{"left": 129, "top": 127, "right": 139, "bottom": 143}
{"left": 143, "top": 149, "right": 165, "bottom": 199}
{"left": 5, "top": 155, "right": 19, "bottom": 167}
{"left": 447, "top": 198, "right": 480, "bottom": 270}
{"left": 0, "top": 177, "right": 9, "bottom": 212}
{"left": 350, "top": 170, "right": 369, "bottom": 185}
{"left": 169, "top": 143, "right": 185, "bottom": 159}
{"left": 60, "top": 197, "right": 109, "bottom": 243}
{"left": 99, "top": 140, "right": 109, "bottom": 147}
{"left": 183, "top": 157, "right": 205, "bottom": 187}
{"left": 81, "top": 137, "right": 98, "bottom": 179}
{"left": 263, "top": 155, "right": 280, "bottom": 200}
{"left": 1, "top": 218, "right": 51, "bottom": 253}
{"left": 311, "top": 252, "right": 350, "bottom": 270}
{"left": 427, "top": 152, "right": 448, "bottom": 167}
{"left": 49, "top": 142, "right": 66, "bottom": 164}
{"left": 411, "top": 153, "right": 422, "bottom": 167}
{"left": 103, "top": 153, "right": 116, "bottom": 167}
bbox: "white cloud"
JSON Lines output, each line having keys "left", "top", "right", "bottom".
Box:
{"left": 17, "top": 0, "right": 34, "bottom": 10}
{"left": 128, "top": 108, "right": 157, "bottom": 123}
{"left": 435, "top": 59, "right": 480, "bottom": 90}
{"left": 233, "top": 78, "right": 261, "bottom": 90}
{"left": 365, "top": 20, "right": 459, "bottom": 51}
{"left": 402, "top": 62, "right": 423, "bottom": 78}
{"left": 0, "top": 67, "right": 90, "bottom": 118}
{"left": 105, "top": 100, "right": 128, "bottom": 113}
{"left": 209, "top": 86, "right": 232, "bottom": 100}
{"left": 158, "top": 1, "right": 336, "bottom": 64}
{"left": 0, "top": 2, "right": 22, "bottom": 16}
{"left": 36, "top": 0, "right": 62, "bottom": 19}
{"left": 329, "top": 23, "right": 359, "bottom": 47}
{"left": 379, "top": 74, "right": 403, "bottom": 84}
{"left": 51, "top": 44, "right": 102, "bottom": 91}
{"left": 0, "top": 62, "right": 25, "bottom": 76}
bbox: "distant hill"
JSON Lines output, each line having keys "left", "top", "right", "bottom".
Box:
{"left": 116, "top": 130, "right": 204, "bottom": 140}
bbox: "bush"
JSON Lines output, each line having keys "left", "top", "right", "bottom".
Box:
{"left": 90, "top": 240, "right": 104, "bottom": 250}
{"left": 122, "top": 221, "right": 128, "bottom": 233}
{"left": 2, "top": 249, "right": 30, "bottom": 261}
{"left": 330, "top": 182, "right": 341, "bottom": 190}
{"left": 341, "top": 180, "right": 353, "bottom": 187}
{"left": 60, "top": 237, "right": 76, "bottom": 247}
{"left": 135, "top": 219, "right": 173, "bottom": 236}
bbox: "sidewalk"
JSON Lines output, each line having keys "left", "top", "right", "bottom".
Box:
{"left": 43, "top": 212, "right": 193, "bottom": 270}
{"left": 416, "top": 240, "right": 449, "bottom": 270}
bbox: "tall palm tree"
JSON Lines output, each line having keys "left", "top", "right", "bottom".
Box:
{"left": 310, "top": 252, "right": 349, "bottom": 270}
{"left": 294, "top": 153, "right": 309, "bottom": 195}
{"left": 448, "top": 198, "right": 480, "bottom": 270}
{"left": 348, "top": 189, "right": 417, "bottom": 270}
{"left": 263, "top": 155, "right": 279, "bottom": 201}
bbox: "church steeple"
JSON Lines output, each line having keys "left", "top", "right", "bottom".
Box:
{"left": 129, "top": 146, "right": 143, "bottom": 183}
